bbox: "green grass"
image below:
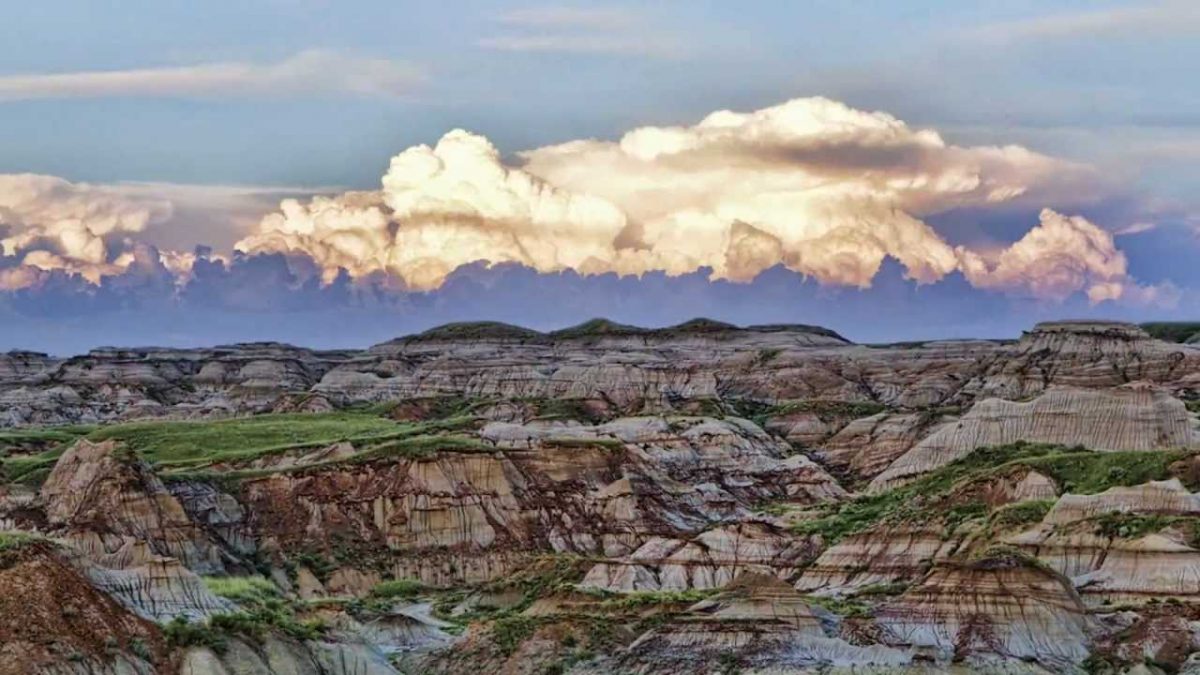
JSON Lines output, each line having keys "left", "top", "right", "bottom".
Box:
{"left": 1140, "top": 322, "right": 1200, "bottom": 343}
{"left": 409, "top": 321, "right": 545, "bottom": 342}
{"left": 0, "top": 449, "right": 67, "bottom": 487}
{"left": 988, "top": 499, "right": 1055, "bottom": 530}
{"left": 730, "top": 399, "right": 890, "bottom": 428}
{"left": 792, "top": 442, "right": 1199, "bottom": 544}
{"left": 370, "top": 578, "right": 425, "bottom": 600}
{"left": 203, "top": 575, "right": 281, "bottom": 603}
{"left": 0, "top": 425, "right": 94, "bottom": 488}
{"left": 1089, "top": 513, "right": 1200, "bottom": 545}
{"left": 549, "top": 318, "right": 646, "bottom": 340}
{"left": 0, "top": 425, "right": 93, "bottom": 452}
{"left": 490, "top": 615, "right": 546, "bottom": 655}
{"left": 596, "top": 588, "right": 717, "bottom": 610}
{"left": 0, "top": 531, "right": 44, "bottom": 552}
{"left": 172, "top": 574, "right": 325, "bottom": 651}
{"left": 86, "top": 411, "right": 408, "bottom": 466}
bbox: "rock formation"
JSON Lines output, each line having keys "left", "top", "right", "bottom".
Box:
{"left": 2, "top": 318, "right": 1200, "bottom": 673}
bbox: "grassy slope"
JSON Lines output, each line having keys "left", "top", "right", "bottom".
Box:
{"left": 86, "top": 412, "right": 407, "bottom": 465}
{"left": 1140, "top": 322, "right": 1200, "bottom": 343}
{"left": 793, "top": 442, "right": 1198, "bottom": 543}
{"left": 1, "top": 407, "right": 485, "bottom": 485}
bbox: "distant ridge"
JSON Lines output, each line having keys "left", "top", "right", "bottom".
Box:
{"left": 1140, "top": 321, "right": 1200, "bottom": 344}
{"left": 381, "top": 317, "right": 852, "bottom": 346}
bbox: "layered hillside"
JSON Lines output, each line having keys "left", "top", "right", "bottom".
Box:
{"left": 2, "top": 319, "right": 1200, "bottom": 674}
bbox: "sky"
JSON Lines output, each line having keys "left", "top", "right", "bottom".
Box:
{"left": 1, "top": 1, "right": 1199, "bottom": 353}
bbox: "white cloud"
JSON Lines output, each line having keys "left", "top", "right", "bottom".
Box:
{"left": 973, "top": 1, "right": 1200, "bottom": 43}
{"left": 238, "top": 130, "right": 628, "bottom": 290}
{"left": 0, "top": 174, "right": 173, "bottom": 286}
{"left": 235, "top": 96, "right": 1148, "bottom": 302}
{"left": 0, "top": 50, "right": 425, "bottom": 102}
{"left": 960, "top": 209, "right": 1134, "bottom": 302}
{"left": 0, "top": 97, "right": 1155, "bottom": 305}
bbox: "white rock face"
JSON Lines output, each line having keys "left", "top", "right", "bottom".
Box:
{"left": 872, "top": 384, "right": 1198, "bottom": 490}
{"left": 875, "top": 558, "right": 1097, "bottom": 670}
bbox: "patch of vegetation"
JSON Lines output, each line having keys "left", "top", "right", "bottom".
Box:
{"left": 791, "top": 442, "right": 1199, "bottom": 545}
{"left": 0, "top": 530, "right": 43, "bottom": 552}
{"left": 596, "top": 588, "right": 718, "bottom": 610}
{"left": 171, "top": 574, "right": 325, "bottom": 651}
{"left": 527, "top": 397, "right": 610, "bottom": 423}
{"left": 540, "top": 437, "right": 624, "bottom": 451}
{"left": 754, "top": 502, "right": 791, "bottom": 517}
{"left": 967, "top": 544, "right": 1061, "bottom": 577}
{"left": 0, "top": 424, "right": 94, "bottom": 487}
{"left": 0, "top": 450, "right": 64, "bottom": 487}
{"left": 163, "top": 607, "right": 325, "bottom": 652}
{"left": 758, "top": 347, "right": 783, "bottom": 363}
{"left": 291, "top": 552, "right": 337, "bottom": 583}
{"left": 746, "top": 323, "right": 847, "bottom": 341}
{"left": 853, "top": 581, "right": 910, "bottom": 597}
{"left": 0, "top": 425, "right": 93, "bottom": 453}
{"left": 1022, "top": 450, "right": 1195, "bottom": 494}
{"left": 1090, "top": 513, "right": 1200, "bottom": 545}
{"left": 804, "top": 594, "right": 872, "bottom": 618}
{"left": 370, "top": 578, "right": 425, "bottom": 600}
{"left": 432, "top": 554, "right": 592, "bottom": 627}
{"left": 408, "top": 321, "right": 545, "bottom": 342}
{"left": 86, "top": 411, "right": 410, "bottom": 467}
{"left": 988, "top": 499, "right": 1055, "bottom": 530}
{"left": 658, "top": 318, "right": 738, "bottom": 335}
{"left": 160, "top": 417, "right": 485, "bottom": 483}
{"left": 1140, "top": 322, "right": 1200, "bottom": 343}
{"left": 492, "top": 615, "right": 547, "bottom": 655}
{"left": 203, "top": 575, "right": 280, "bottom": 604}
{"left": 549, "top": 318, "right": 646, "bottom": 340}
{"left": 730, "top": 398, "right": 890, "bottom": 428}
{"left": 349, "top": 432, "right": 491, "bottom": 462}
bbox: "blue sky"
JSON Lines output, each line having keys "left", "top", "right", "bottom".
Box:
{"left": 1, "top": 1, "right": 1199, "bottom": 352}
{"left": 4, "top": 1, "right": 1196, "bottom": 189}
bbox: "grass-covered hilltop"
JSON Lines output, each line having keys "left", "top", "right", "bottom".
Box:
{"left": 2, "top": 318, "right": 1200, "bottom": 674}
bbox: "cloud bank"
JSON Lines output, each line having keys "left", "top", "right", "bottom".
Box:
{"left": 1, "top": 95, "right": 1190, "bottom": 352}
{"left": 234, "top": 96, "right": 1146, "bottom": 302}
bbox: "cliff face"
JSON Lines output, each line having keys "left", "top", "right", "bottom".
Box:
{"left": 3, "top": 319, "right": 1200, "bottom": 674}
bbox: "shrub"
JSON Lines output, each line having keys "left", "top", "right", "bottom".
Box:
{"left": 371, "top": 578, "right": 425, "bottom": 600}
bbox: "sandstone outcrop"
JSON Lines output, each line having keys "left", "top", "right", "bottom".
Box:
{"left": 235, "top": 416, "right": 843, "bottom": 586}
{"left": 872, "top": 384, "right": 1198, "bottom": 489}
{"left": 875, "top": 552, "right": 1096, "bottom": 670}
{"left": 40, "top": 439, "right": 230, "bottom": 573}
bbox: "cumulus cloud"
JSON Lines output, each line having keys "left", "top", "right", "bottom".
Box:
{"left": 0, "top": 96, "right": 1165, "bottom": 312}
{"left": 0, "top": 174, "right": 173, "bottom": 286}
{"left": 237, "top": 96, "right": 1140, "bottom": 301}
{"left": 960, "top": 209, "right": 1135, "bottom": 302}
{"left": 239, "top": 130, "right": 628, "bottom": 289}
{"left": 0, "top": 50, "right": 424, "bottom": 102}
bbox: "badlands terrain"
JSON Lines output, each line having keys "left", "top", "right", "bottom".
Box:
{"left": 2, "top": 318, "right": 1200, "bottom": 674}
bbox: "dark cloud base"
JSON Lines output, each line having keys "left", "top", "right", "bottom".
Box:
{"left": 3, "top": 249, "right": 1193, "bottom": 355}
